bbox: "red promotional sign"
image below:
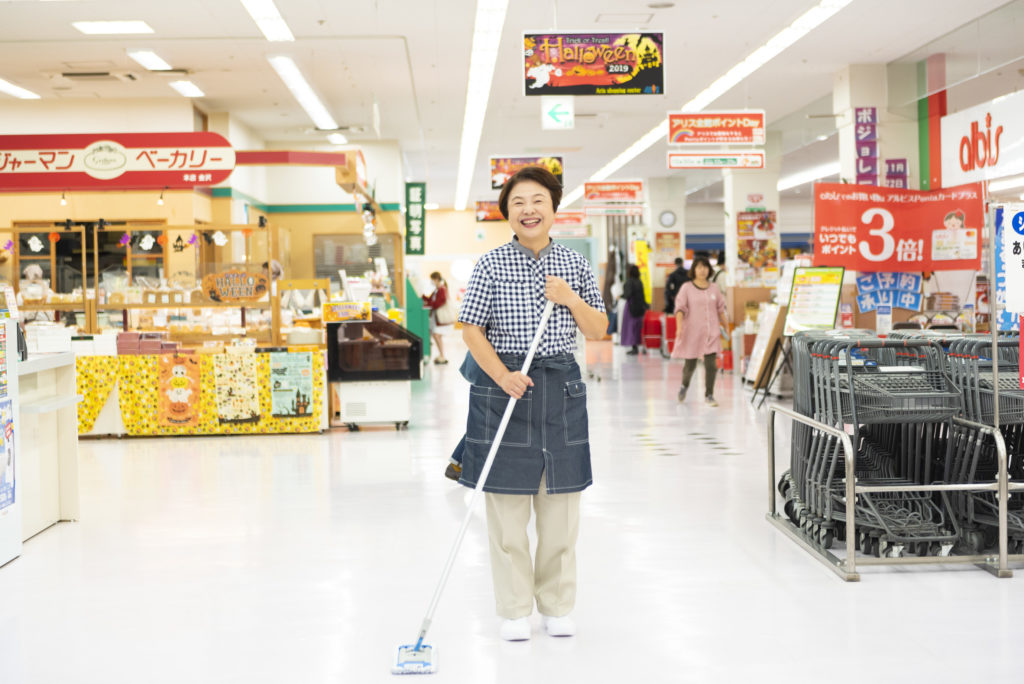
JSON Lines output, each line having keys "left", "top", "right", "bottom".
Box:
{"left": 813, "top": 182, "right": 984, "bottom": 272}
{"left": 554, "top": 211, "right": 586, "bottom": 225}
{"left": 475, "top": 201, "right": 504, "bottom": 222}
{"left": 668, "top": 111, "right": 765, "bottom": 145}
{"left": 0, "top": 132, "right": 235, "bottom": 190}
{"left": 584, "top": 181, "right": 643, "bottom": 203}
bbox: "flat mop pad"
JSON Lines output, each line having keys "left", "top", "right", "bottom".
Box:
{"left": 391, "top": 643, "right": 436, "bottom": 675}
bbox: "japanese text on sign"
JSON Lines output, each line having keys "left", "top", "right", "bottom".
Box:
{"left": 405, "top": 182, "right": 426, "bottom": 255}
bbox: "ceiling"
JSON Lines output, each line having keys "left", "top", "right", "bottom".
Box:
{"left": 0, "top": 0, "right": 1022, "bottom": 206}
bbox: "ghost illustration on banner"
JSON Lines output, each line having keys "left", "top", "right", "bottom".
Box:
{"left": 157, "top": 354, "right": 201, "bottom": 428}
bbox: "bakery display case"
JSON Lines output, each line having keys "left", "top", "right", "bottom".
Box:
{"left": 11, "top": 224, "right": 90, "bottom": 329}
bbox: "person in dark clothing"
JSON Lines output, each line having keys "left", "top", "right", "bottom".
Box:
{"left": 664, "top": 257, "right": 689, "bottom": 314}
{"left": 620, "top": 264, "right": 647, "bottom": 355}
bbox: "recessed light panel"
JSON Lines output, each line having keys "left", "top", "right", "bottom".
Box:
{"left": 72, "top": 21, "right": 154, "bottom": 35}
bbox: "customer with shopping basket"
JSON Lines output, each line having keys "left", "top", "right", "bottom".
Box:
{"left": 456, "top": 165, "right": 608, "bottom": 642}
{"left": 672, "top": 256, "right": 729, "bottom": 407}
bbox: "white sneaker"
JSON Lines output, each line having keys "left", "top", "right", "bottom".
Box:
{"left": 542, "top": 614, "right": 576, "bottom": 637}
{"left": 500, "top": 617, "right": 531, "bottom": 641}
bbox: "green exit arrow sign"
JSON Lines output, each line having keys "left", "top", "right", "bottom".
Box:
{"left": 541, "top": 96, "right": 574, "bottom": 130}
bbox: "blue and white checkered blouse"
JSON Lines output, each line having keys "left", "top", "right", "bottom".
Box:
{"left": 458, "top": 238, "right": 606, "bottom": 355}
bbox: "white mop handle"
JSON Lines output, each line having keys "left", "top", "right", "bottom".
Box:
{"left": 417, "top": 299, "right": 556, "bottom": 640}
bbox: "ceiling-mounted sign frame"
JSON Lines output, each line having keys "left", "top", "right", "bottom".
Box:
{"left": 584, "top": 181, "right": 644, "bottom": 203}
{"left": 523, "top": 31, "right": 665, "bottom": 96}
{"left": 0, "top": 132, "right": 235, "bottom": 190}
{"left": 667, "top": 110, "right": 766, "bottom": 145}
{"left": 668, "top": 151, "right": 765, "bottom": 170}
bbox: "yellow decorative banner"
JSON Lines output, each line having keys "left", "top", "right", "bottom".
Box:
{"left": 76, "top": 356, "right": 119, "bottom": 433}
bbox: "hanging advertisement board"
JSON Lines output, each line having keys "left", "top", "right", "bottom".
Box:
{"left": 490, "top": 156, "right": 563, "bottom": 189}
{"left": 475, "top": 201, "right": 504, "bottom": 222}
{"left": 584, "top": 181, "right": 643, "bottom": 203}
{"left": 736, "top": 211, "right": 780, "bottom": 286}
{"left": 667, "top": 111, "right": 765, "bottom": 145}
{"left": 0, "top": 132, "right": 235, "bottom": 189}
{"left": 813, "top": 182, "right": 984, "bottom": 272}
{"left": 523, "top": 32, "right": 664, "bottom": 96}
{"left": 668, "top": 151, "right": 765, "bottom": 170}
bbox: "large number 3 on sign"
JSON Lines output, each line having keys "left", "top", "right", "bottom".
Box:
{"left": 858, "top": 208, "right": 896, "bottom": 262}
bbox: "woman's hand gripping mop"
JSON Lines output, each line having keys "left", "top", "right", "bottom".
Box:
{"left": 392, "top": 300, "right": 556, "bottom": 675}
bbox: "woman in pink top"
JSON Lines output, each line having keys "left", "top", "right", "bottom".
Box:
{"left": 671, "top": 257, "right": 729, "bottom": 406}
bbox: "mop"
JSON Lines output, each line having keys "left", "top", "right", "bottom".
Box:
{"left": 392, "top": 300, "right": 556, "bottom": 675}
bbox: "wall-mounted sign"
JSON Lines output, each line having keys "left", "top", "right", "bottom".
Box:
{"left": 524, "top": 32, "right": 664, "bottom": 96}
{"left": 405, "top": 182, "right": 426, "bottom": 255}
{"left": 202, "top": 269, "right": 269, "bottom": 303}
{"left": 489, "top": 156, "right": 563, "bottom": 190}
{"left": 0, "top": 132, "right": 235, "bottom": 190}
{"left": 323, "top": 301, "right": 373, "bottom": 323}
{"left": 668, "top": 111, "right": 765, "bottom": 145}
{"left": 584, "top": 181, "right": 643, "bottom": 203}
{"left": 668, "top": 151, "right": 765, "bottom": 169}
{"left": 475, "top": 201, "right": 504, "bottom": 222}
{"left": 942, "top": 89, "right": 1024, "bottom": 186}
{"left": 813, "top": 182, "right": 984, "bottom": 272}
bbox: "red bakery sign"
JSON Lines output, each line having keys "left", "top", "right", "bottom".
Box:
{"left": 668, "top": 110, "right": 766, "bottom": 145}
{"left": 0, "top": 132, "right": 235, "bottom": 190}
{"left": 813, "top": 181, "right": 984, "bottom": 272}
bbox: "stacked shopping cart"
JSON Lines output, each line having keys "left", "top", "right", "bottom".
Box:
{"left": 778, "top": 329, "right": 1023, "bottom": 564}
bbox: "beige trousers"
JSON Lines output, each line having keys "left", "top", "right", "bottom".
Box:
{"left": 484, "top": 477, "right": 582, "bottom": 619}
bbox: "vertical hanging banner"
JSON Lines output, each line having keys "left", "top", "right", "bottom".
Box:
{"left": 855, "top": 107, "right": 878, "bottom": 186}
{"left": 736, "top": 211, "right": 780, "bottom": 286}
{"left": 1002, "top": 204, "right": 1024, "bottom": 315}
{"left": 157, "top": 354, "right": 201, "bottom": 428}
{"left": 523, "top": 32, "right": 664, "bottom": 95}
{"left": 270, "top": 352, "right": 314, "bottom": 418}
{"left": 814, "top": 182, "right": 984, "bottom": 272}
{"left": 405, "top": 182, "right": 426, "bottom": 255}
{"left": 213, "top": 354, "right": 261, "bottom": 424}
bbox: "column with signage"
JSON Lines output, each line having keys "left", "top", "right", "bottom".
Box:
{"left": 722, "top": 132, "right": 781, "bottom": 288}
{"left": 404, "top": 182, "right": 426, "bottom": 255}
{"left": 834, "top": 64, "right": 919, "bottom": 189}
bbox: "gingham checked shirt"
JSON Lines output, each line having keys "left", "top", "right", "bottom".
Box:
{"left": 458, "top": 238, "right": 606, "bottom": 355}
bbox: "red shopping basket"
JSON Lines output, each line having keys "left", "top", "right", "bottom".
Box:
{"left": 642, "top": 311, "right": 662, "bottom": 351}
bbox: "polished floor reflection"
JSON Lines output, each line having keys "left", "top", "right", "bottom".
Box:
{"left": 1, "top": 339, "right": 1022, "bottom": 684}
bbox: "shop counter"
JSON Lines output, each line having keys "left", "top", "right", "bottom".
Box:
{"left": 77, "top": 351, "right": 327, "bottom": 437}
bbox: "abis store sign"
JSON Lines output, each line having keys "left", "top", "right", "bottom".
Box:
{"left": 813, "top": 182, "right": 984, "bottom": 273}
{"left": 0, "top": 132, "right": 235, "bottom": 190}
{"left": 668, "top": 111, "right": 766, "bottom": 145}
{"left": 523, "top": 32, "right": 664, "bottom": 96}
{"left": 942, "top": 89, "right": 1024, "bottom": 186}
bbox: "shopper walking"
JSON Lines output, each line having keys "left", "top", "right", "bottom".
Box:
{"left": 458, "top": 165, "right": 607, "bottom": 641}
{"left": 672, "top": 256, "right": 729, "bottom": 406}
{"left": 619, "top": 264, "right": 647, "bottom": 355}
{"left": 663, "top": 257, "right": 689, "bottom": 314}
{"left": 422, "top": 271, "right": 453, "bottom": 364}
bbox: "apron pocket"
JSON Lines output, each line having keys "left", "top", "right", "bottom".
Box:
{"left": 466, "top": 386, "right": 532, "bottom": 447}
{"left": 563, "top": 380, "right": 589, "bottom": 445}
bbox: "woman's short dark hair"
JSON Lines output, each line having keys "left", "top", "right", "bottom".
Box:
{"left": 498, "top": 166, "right": 563, "bottom": 219}
{"left": 689, "top": 257, "right": 713, "bottom": 281}
{"left": 627, "top": 264, "right": 641, "bottom": 279}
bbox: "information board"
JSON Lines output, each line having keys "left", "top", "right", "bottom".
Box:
{"left": 784, "top": 267, "right": 844, "bottom": 337}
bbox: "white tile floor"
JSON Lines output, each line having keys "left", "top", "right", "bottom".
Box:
{"left": 2, "top": 338, "right": 1023, "bottom": 683}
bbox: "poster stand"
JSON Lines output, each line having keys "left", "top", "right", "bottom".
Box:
{"left": 753, "top": 337, "right": 793, "bottom": 409}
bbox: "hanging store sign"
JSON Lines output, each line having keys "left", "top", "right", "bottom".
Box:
{"left": 405, "top": 182, "right": 426, "bottom": 255}
{"left": 1002, "top": 204, "right": 1024, "bottom": 314}
{"left": 475, "top": 201, "right": 504, "bottom": 222}
{"left": 813, "top": 182, "right": 984, "bottom": 272}
{"left": 667, "top": 111, "right": 765, "bottom": 145}
{"left": 584, "top": 181, "right": 643, "bottom": 203}
{"left": 0, "top": 132, "right": 235, "bottom": 190}
{"left": 554, "top": 211, "right": 587, "bottom": 225}
{"left": 523, "top": 32, "right": 664, "bottom": 96}
{"left": 941, "top": 89, "right": 1024, "bottom": 186}
{"left": 551, "top": 209, "right": 589, "bottom": 237}
{"left": 667, "top": 151, "right": 765, "bottom": 170}
{"left": 202, "top": 269, "right": 269, "bottom": 303}
{"left": 323, "top": 302, "right": 373, "bottom": 323}
{"left": 583, "top": 205, "right": 644, "bottom": 217}
{"left": 490, "top": 156, "right": 564, "bottom": 189}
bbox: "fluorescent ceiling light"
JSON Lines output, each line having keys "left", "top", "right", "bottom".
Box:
{"left": 127, "top": 50, "right": 172, "bottom": 71}
{"left": 0, "top": 77, "right": 41, "bottom": 99}
{"left": 453, "top": 0, "right": 510, "bottom": 211}
{"left": 240, "top": 0, "right": 294, "bottom": 42}
{"left": 777, "top": 161, "right": 840, "bottom": 191}
{"left": 562, "top": 0, "right": 854, "bottom": 206}
{"left": 168, "top": 80, "right": 205, "bottom": 97}
{"left": 72, "top": 21, "right": 154, "bottom": 34}
{"left": 989, "top": 174, "right": 1024, "bottom": 193}
{"left": 268, "top": 56, "right": 338, "bottom": 130}
{"left": 327, "top": 133, "right": 348, "bottom": 145}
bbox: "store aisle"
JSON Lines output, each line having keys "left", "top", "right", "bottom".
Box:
{"left": 1, "top": 340, "right": 1022, "bottom": 684}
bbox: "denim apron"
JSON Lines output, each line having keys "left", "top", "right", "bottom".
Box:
{"left": 459, "top": 352, "right": 592, "bottom": 495}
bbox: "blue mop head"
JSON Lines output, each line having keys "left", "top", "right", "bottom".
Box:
{"left": 391, "top": 643, "right": 436, "bottom": 675}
